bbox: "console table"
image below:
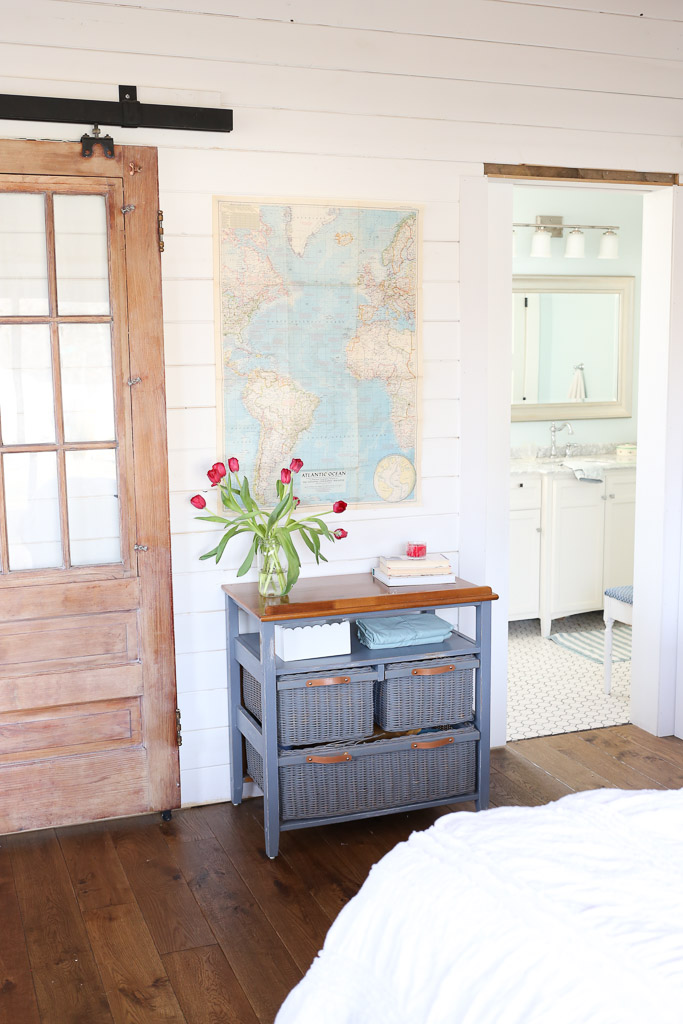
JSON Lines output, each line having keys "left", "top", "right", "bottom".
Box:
{"left": 223, "top": 574, "right": 497, "bottom": 857}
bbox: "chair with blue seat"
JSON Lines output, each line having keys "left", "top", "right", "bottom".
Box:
{"left": 603, "top": 585, "right": 633, "bottom": 695}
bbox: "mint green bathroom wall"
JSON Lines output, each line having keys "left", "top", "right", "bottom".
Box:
{"left": 511, "top": 185, "right": 642, "bottom": 449}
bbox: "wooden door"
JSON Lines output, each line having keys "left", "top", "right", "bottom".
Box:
{"left": 0, "top": 140, "right": 179, "bottom": 832}
{"left": 603, "top": 469, "right": 636, "bottom": 590}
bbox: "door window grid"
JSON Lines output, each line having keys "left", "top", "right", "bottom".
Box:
{"left": 0, "top": 186, "right": 122, "bottom": 574}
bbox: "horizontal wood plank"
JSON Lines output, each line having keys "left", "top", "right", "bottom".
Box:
{"left": 0, "top": 578, "right": 140, "bottom": 624}
{"left": 0, "top": 749, "right": 149, "bottom": 834}
{"left": 0, "top": 698, "right": 142, "bottom": 764}
{"left": 0, "top": 663, "right": 144, "bottom": 714}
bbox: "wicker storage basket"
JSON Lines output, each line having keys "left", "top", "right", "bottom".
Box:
{"left": 246, "top": 726, "right": 478, "bottom": 821}
{"left": 242, "top": 667, "right": 376, "bottom": 747}
{"left": 375, "top": 656, "right": 478, "bottom": 732}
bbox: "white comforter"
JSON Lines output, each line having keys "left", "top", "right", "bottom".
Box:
{"left": 276, "top": 789, "right": 683, "bottom": 1024}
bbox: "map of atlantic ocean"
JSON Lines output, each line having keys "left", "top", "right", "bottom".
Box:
{"left": 216, "top": 199, "right": 420, "bottom": 506}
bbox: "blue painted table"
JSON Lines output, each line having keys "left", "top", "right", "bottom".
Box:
{"left": 223, "top": 573, "right": 497, "bottom": 858}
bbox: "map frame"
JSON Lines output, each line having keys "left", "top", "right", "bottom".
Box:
{"left": 212, "top": 194, "right": 423, "bottom": 510}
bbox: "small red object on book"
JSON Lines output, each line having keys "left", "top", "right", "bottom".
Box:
{"left": 406, "top": 542, "right": 427, "bottom": 558}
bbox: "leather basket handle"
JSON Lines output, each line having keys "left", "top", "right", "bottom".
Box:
{"left": 306, "top": 752, "right": 352, "bottom": 763}
{"left": 411, "top": 736, "right": 455, "bottom": 749}
{"left": 306, "top": 676, "right": 351, "bottom": 687}
{"left": 412, "top": 664, "right": 455, "bottom": 676}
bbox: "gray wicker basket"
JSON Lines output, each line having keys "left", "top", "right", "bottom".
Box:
{"left": 375, "top": 655, "right": 478, "bottom": 732}
{"left": 242, "top": 667, "right": 376, "bottom": 746}
{"left": 246, "top": 726, "right": 478, "bottom": 821}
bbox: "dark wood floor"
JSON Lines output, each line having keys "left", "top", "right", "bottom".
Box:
{"left": 2, "top": 723, "right": 683, "bottom": 1024}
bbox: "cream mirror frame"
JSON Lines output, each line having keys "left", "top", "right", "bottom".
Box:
{"left": 511, "top": 275, "right": 635, "bottom": 422}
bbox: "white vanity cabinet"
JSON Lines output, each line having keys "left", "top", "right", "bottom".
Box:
{"left": 509, "top": 465, "right": 636, "bottom": 635}
{"left": 509, "top": 475, "right": 542, "bottom": 621}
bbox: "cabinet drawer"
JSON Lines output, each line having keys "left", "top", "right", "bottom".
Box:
{"left": 510, "top": 476, "right": 541, "bottom": 510}
{"left": 246, "top": 726, "right": 478, "bottom": 821}
{"left": 243, "top": 667, "right": 376, "bottom": 747}
{"left": 376, "top": 656, "right": 477, "bottom": 731}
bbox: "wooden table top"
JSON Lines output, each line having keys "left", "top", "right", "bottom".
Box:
{"left": 222, "top": 572, "right": 498, "bottom": 622}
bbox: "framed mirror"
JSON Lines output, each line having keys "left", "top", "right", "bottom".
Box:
{"left": 511, "top": 275, "right": 634, "bottom": 421}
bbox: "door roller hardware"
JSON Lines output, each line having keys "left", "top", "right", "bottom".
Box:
{"left": 0, "top": 84, "right": 233, "bottom": 160}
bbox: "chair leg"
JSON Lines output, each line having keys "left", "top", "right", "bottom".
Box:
{"left": 604, "top": 616, "right": 615, "bottom": 695}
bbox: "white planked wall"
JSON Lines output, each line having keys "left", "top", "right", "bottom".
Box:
{"left": 1, "top": 0, "right": 682, "bottom": 802}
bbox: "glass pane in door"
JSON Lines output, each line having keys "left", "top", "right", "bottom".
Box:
{"left": 0, "top": 193, "right": 49, "bottom": 315}
{"left": 59, "top": 324, "right": 116, "bottom": 442}
{"left": 0, "top": 324, "right": 56, "bottom": 444}
{"left": 4, "top": 451, "right": 63, "bottom": 570}
{"left": 54, "top": 194, "right": 110, "bottom": 314}
{"left": 66, "top": 449, "right": 121, "bottom": 565}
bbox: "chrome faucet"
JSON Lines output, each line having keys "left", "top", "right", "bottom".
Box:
{"left": 549, "top": 421, "right": 573, "bottom": 457}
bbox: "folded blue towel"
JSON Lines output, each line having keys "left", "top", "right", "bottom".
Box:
{"left": 356, "top": 613, "right": 453, "bottom": 649}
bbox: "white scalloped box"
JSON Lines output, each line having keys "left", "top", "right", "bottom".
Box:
{"left": 274, "top": 620, "right": 351, "bottom": 662}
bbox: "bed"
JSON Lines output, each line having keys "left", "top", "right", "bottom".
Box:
{"left": 275, "top": 789, "right": 683, "bottom": 1024}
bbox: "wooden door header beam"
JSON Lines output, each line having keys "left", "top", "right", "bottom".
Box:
{"left": 484, "top": 164, "right": 678, "bottom": 186}
{"left": 0, "top": 85, "right": 232, "bottom": 134}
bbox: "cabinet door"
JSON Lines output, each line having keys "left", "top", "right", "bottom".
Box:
{"left": 509, "top": 509, "right": 541, "bottom": 620}
{"left": 550, "top": 477, "right": 605, "bottom": 617}
{"left": 603, "top": 470, "right": 636, "bottom": 589}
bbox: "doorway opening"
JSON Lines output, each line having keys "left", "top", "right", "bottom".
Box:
{"left": 506, "top": 183, "right": 642, "bottom": 741}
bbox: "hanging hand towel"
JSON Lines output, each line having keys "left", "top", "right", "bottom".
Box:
{"left": 568, "top": 366, "right": 587, "bottom": 401}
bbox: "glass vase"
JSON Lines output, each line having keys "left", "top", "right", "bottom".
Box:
{"left": 257, "top": 536, "right": 288, "bottom": 597}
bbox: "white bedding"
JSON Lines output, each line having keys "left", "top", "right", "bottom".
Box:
{"left": 276, "top": 789, "right": 683, "bottom": 1024}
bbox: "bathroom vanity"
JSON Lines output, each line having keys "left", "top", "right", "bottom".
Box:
{"left": 509, "top": 456, "right": 636, "bottom": 637}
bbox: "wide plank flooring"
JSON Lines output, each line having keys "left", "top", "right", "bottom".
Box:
{"left": 1, "top": 723, "right": 682, "bottom": 1024}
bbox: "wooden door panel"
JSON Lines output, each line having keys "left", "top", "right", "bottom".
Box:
{"left": 0, "top": 577, "right": 140, "bottom": 621}
{"left": 0, "top": 663, "right": 144, "bottom": 714}
{"left": 0, "top": 611, "right": 139, "bottom": 671}
{"left": 0, "top": 139, "right": 179, "bottom": 834}
{"left": 0, "top": 750, "right": 149, "bottom": 834}
{"left": 0, "top": 697, "right": 142, "bottom": 763}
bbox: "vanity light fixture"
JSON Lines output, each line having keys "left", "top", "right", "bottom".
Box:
{"left": 530, "top": 226, "right": 552, "bottom": 258}
{"left": 513, "top": 215, "right": 619, "bottom": 259}
{"left": 564, "top": 228, "right": 585, "bottom": 259}
{"left": 598, "top": 229, "right": 619, "bottom": 259}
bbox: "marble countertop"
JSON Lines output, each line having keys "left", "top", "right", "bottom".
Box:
{"left": 511, "top": 455, "right": 637, "bottom": 476}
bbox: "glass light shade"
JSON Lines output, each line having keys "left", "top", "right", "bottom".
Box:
{"left": 598, "top": 230, "right": 619, "bottom": 259}
{"left": 564, "top": 229, "right": 585, "bottom": 259}
{"left": 530, "top": 227, "right": 552, "bottom": 258}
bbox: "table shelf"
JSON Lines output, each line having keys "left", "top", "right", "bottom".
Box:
{"left": 235, "top": 628, "right": 480, "bottom": 680}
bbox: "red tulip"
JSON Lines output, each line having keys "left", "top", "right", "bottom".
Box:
{"left": 227, "top": 457, "right": 239, "bottom": 473}
{"left": 281, "top": 468, "right": 292, "bottom": 484}
{"left": 290, "top": 458, "right": 303, "bottom": 473}
{"left": 333, "top": 500, "right": 347, "bottom": 514}
{"left": 207, "top": 462, "right": 226, "bottom": 486}
{"left": 293, "top": 495, "right": 300, "bottom": 508}
{"left": 190, "top": 494, "right": 206, "bottom": 509}
{"left": 333, "top": 528, "right": 348, "bottom": 539}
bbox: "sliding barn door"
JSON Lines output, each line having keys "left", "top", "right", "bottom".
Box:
{"left": 0, "top": 140, "right": 179, "bottom": 832}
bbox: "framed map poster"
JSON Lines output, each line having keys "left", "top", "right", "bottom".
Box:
{"left": 213, "top": 197, "right": 421, "bottom": 507}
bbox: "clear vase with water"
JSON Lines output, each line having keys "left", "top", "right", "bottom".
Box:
{"left": 257, "top": 537, "right": 288, "bottom": 597}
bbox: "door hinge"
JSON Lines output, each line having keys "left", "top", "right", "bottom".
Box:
{"left": 157, "top": 210, "right": 165, "bottom": 252}
{"left": 176, "top": 708, "right": 182, "bottom": 746}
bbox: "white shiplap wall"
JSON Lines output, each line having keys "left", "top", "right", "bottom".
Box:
{"left": 1, "top": 0, "right": 681, "bottom": 803}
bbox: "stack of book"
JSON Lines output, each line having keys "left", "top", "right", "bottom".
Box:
{"left": 372, "top": 553, "right": 455, "bottom": 587}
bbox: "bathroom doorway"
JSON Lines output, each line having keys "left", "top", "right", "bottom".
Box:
{"left": 506, "top": 183, "right": 641, "bottom": 741}
{"left": 459, "top": 172, "right": 683, "bottom": 748}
